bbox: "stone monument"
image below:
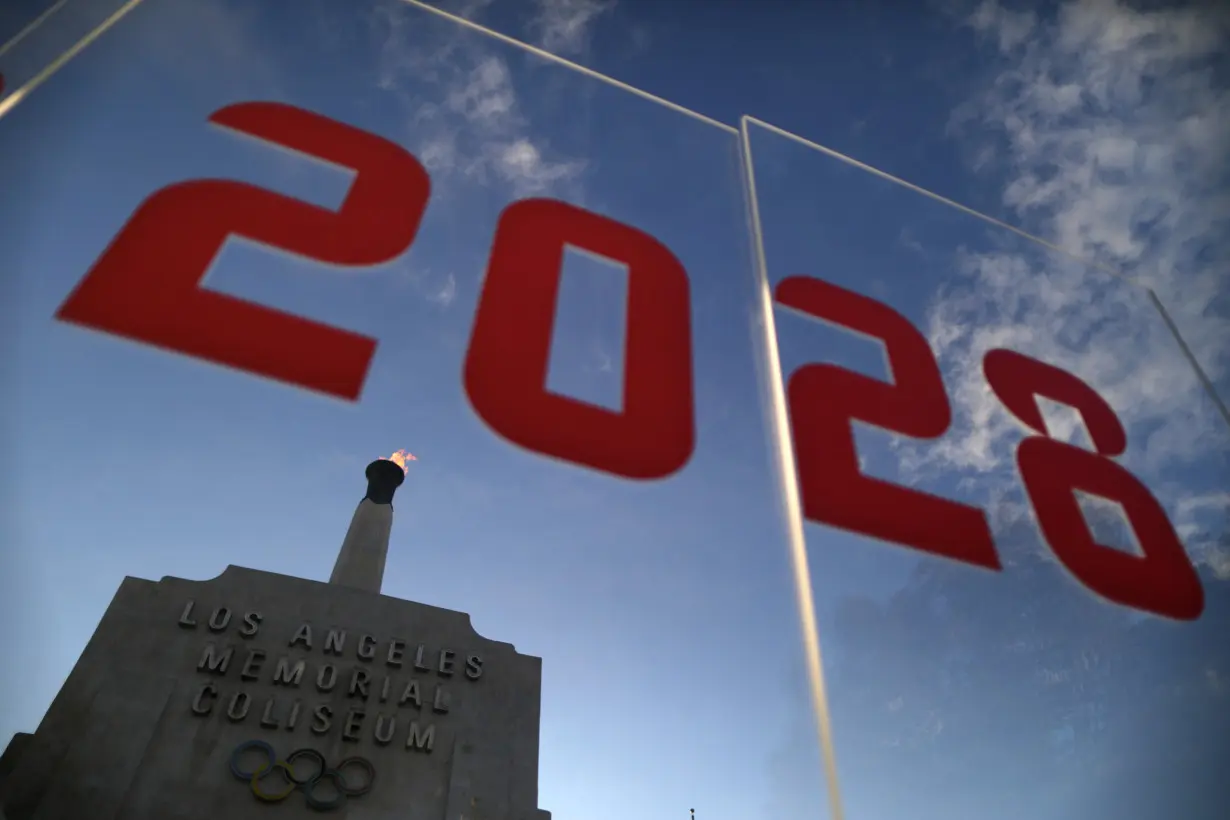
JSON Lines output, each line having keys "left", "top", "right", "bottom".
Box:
{"left": 0, "top": 454, "right": 552, "bottom": 820}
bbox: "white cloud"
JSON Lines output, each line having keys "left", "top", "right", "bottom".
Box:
{"left": 489, "top": 137, "right": 587, "bottom": 194}
{"left": 1172, "top": 491, "right": 1230, "bottom": 578}
{"left": 429, "top": 271, "right": 458, "bottom": 306}
{"left": 897, "top": 228, "right": 928, "bottom": 258}
{"left": 445, "top": 0, "right": 501, "bottom": 19}
{"left": 899, "top": 245, "right": 1224, "bottom": 482}
{"left": 915, "top": 0, "right": 1230, "bottom": 568}
{"left": 918, "top": 0, "right": 1230, "bottom": 469}
{"left": 528, "top": 0, "right": 616, "bottom": 55}
{"left": 445, "top": 56, "right": 518, "bottom": 125}
{"left": 1176, "top": 492, "right": 1230, "bottom": 524}
{"left": 371, "top": 1, "right": 590, "bottom": 199}
{"left": 948, "top": 0, "right": 1230, "bottom": 395}
{"left": 964, "top": 0, "right": 1037, "bottom": 52}
{"left": 397, "top": 265, "right": 460, "bottom": 309}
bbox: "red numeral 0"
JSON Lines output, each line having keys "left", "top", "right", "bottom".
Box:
{"left": 56, "top": 102, "right": 431, "bottom": 401}
{"left": 465, "top": 199, "right": 695, "bottom": 480}
{"left": 984, "top": 349, "right": 1204, "bottom": 620}
{"left": 775, "top": 276, "right": 999, "bottom": 569}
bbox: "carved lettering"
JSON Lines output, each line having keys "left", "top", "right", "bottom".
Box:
{"left": 310, "top": 704, "right": 333, "bottom": 734}
{"left": 438, "top": 650, "right": 455, "bottom": 676}
{"left": 286, "top": 699, "right": 302, "bottom": 730}
{"left": 273, "top": 657, "right": 305, "bottom": 687}
{"left": 227, "top": 692, "right": 250, "bottom": 721}
{"left": 191, "top": 682, "right": 216, "bottom": 715}
{"left": 406, "top": 721, "right": 435, "bottom": 752}
{"left": 349, "top": 668, "right": 371, "bottom": 700}
{"left": 208, "top": 608, "right": 232, "bottom": 632}
{"left": 198, "top": 644, "right": 233, "bottom": 675}
{"left": 387, "top": 639, "right": 406, "bottom": 667}
{"left": 260, "top": 698, "right": 280, "bottom": 728}
{"left": 342, "top": 708, "right": 365, "bottom": 742}
{"left": 289, "top": 623, "right": 313, "bottom": 649}
{"left": 239, "top": 611, "right": 263, "bottom": 638}
{"left": 240, "top": 648, "right": 266, "bottom": 681}
{"left": 400, "top": 680, "right": 422, "bottom": 709}
{"left": 324, "top": 629, "right": 346, "bottom": 656}
{"left": 375, "top": 714, "right": 396, "bottom": 745}
{"left": 316, "top": 664, "right": 337, "bottom": 692}
{"left": 178, "top": 607, "right": 487, "bottom": 751}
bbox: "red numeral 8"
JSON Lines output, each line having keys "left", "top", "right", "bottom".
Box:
{"left": 983, "top": 349, "right": 1204, "bottom": 621}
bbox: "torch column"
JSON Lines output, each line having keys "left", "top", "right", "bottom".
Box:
{"left": 329, "top": 458, "right": 406, "bottom": 595}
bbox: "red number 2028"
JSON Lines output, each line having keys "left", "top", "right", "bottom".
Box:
{"left": 777, "top": 276, "right": 1203, "bottom": 621}
{"left": 54, "top": 102, "right": 1202, "bottom": 620}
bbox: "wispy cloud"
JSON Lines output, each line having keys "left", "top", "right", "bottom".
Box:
{"left": 900, "top": 246, "right": 1222, "bottom": 481}
{"left": 528, "top": 0, "right": 616, "bottom": 55}
{"left": 398, "top": 265, "right": 459, "bottom": 308}
{"left": 918, "top": 0, "right": 1229, "bottom": 468}
{"left": 371, "top": 0, "right": 593, "bottom": 199}
{"left": 1174, "top": 491, "right": 1230, "bottom": 578}
{"left": 898, "top": 0, "right": 1230, "bottom": 570}
{"left": 582, "top": 343, "right": 613, "bottom": 375}
{"left": 961, "top": 0, "right": 1037, "bottom": 51}
{"left": 947, "top": 0, "right": 1230, "bottom": 395}
{"left": 897, "top": 228, "right": 929, "bottom": 258}
{"left": 429, "top": 270, "right": 458, "bottom": 306}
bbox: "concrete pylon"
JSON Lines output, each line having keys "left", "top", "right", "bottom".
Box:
{"left": 328, "top": 458, "right": 405, "bottom": 594}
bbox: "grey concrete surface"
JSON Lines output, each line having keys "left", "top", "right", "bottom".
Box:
{"left": 0, "top": 566, "right": 552, "bottom": 820}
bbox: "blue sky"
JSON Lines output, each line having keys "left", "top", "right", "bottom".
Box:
{"left": 1, "top": 1, "right": 1228, "bottom": 819}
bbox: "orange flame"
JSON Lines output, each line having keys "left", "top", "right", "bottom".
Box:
{"left": 380, "top": 449, "right": 417, "bottom": 474}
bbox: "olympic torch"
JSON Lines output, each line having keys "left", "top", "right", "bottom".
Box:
{"left": 328, "top": 449, "right": 415, "bottom": 594}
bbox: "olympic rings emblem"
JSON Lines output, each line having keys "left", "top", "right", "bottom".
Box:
{"left": 228, "top": 740, "right": 375, "bottom": 811}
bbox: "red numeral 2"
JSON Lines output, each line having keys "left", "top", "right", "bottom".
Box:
{"left": 775, "top": 276, "right": 999, "bottom": 570}
{"left": 56, "top": 101, "right": 431, "bottom": 401}
{"left": 778, "top": 275, "right": 1203, "bottom": 620}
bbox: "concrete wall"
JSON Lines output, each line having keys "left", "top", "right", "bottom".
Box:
{"left": 0, "top": 566, "right": 552, "bottom": 820}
